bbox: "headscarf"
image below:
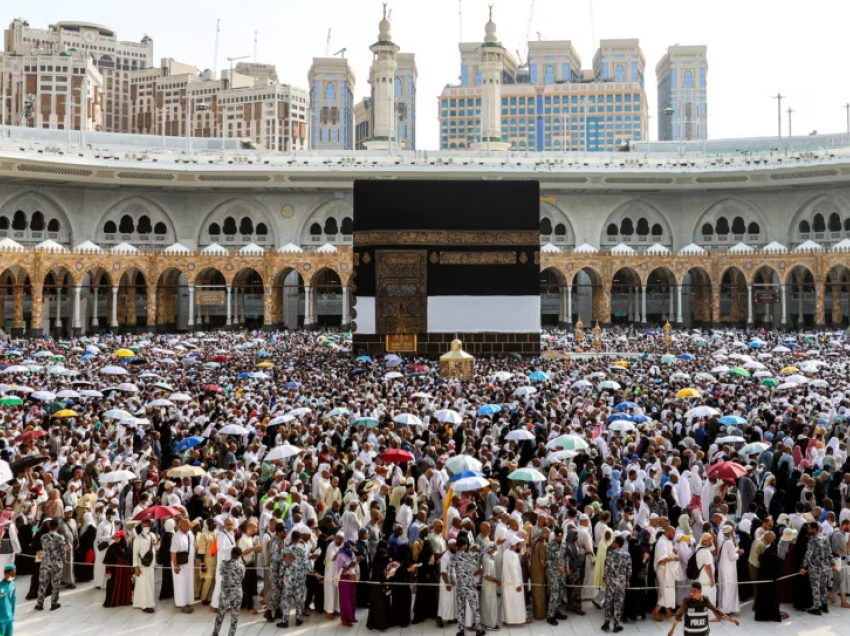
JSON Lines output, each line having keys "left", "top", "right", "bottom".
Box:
{"left": 164, "top": 518, "right": 176, "bottom": 533}
{"left": 677, "top": 513, "right": 692, "bottom": 536}
{"left": 82, "top": 512, "right": 96, "bottom": 530}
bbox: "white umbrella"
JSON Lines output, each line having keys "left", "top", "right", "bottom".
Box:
{"left": 810, "top": 379, "right": 829, "bottom": 388}
{"left": 492, "top": 371, "right": 513, "bottom": 382}
{"left": 169, "top": 393, "right": 192, "bottom": 403}
{"left": 384, "top": 372, "right": 404, "bottom": 380}
{"left": 743, "top": 361, "right": 766, "bottom": 370}
{"left": 753, "top": 371, "right": 772, "bottom": 378}
{"left": 264, "top": 444, "right": 303, "bottom": 461}
{"left": 80, "top": 390, "right": 104, "bottom": 398}
{"left": 393, "top": 413, "right": 423, "bottom": 426}
{"left": 99, "top": 470, "right": 136, "bottom": 485}
{"left": 269, "top": 414, "right": 296, "bottom": 426}
{"left": 451, "top": 476, "right": 490, "bottom": 493}
{"left": 694, "top": 373, "right": 717, "bottom": 382}
{"left": 411, "top": 392, "right": 432, "bottom": 399}
{"left": 31, "top": 390, "right": 57, "bottom": 401}
{"left": 100, "top": 366, "right": 128, "bottom": 375}
{"left": 435, "top": 409, "right": 463, "bottom": 424}
{"left": 60, "top": 369, "right": 80, "bottom": 377}
{"left": 608, "top": 420, "right": 636, "bottom": 433}
{"left": 119, "top": 417, "right": 150, "bottom": 427}
{"left": 445, "top": 455, "right": 483, "bottom": 474}
{"left": 117, "top": 383, "right": 139, "bottom": 393}
{"left": 711, "top": 365, "right": 730, "bottom": 374}
{"left": 0, "top": 460, "right": 12, "bottom": 484}
{"left": 785, "top": 375, "right": 808, "bottom": 384}
{"left": 545, "top": 450, "right": 577, "bottom": 465}
{"left": 2, "top": 366, "right": 29, "bottom": 374}
{"left": 572, "top": 379, "right": 593, "bottom": 389}
{"left": 546, "top": 434, "right": 589, "bottom": 451}
{"left": 777, "top": 382, "right": 801, "bottom": 390}
{"left": 716, "top": 435, "right": 746, "bottom": 444}
{"left": 219, "top": 424, "right": 249, "bottom": 435}
{"left": 685, "top": 406, "right": 720, "bottom": 418}
{"left": 670, "top": 372, "right": 691, "bottom": 381}
{"left": 146, "top": 399, "right": 174, "bottom": 408}
{"left": 505, "top": 429, "right": 535, "bottom": 441}
{"left": 598, "top": 381, "right": 621, "bottom": 391}
{"left": 55, "top": 390, "right": 81, "bottom": 399}
{"left": 513, "top": 386, "right": 537, "bottom": 397}
{"left": 289, "top": 407, "right": 312, "bottom": 418}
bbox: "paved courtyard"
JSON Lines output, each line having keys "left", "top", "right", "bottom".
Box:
{"left": 11, "top": 574, "right": 850, "bottom": 636}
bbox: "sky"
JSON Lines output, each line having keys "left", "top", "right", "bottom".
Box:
{"left": 9, "top": 0, "right": 850, "bottom": 149}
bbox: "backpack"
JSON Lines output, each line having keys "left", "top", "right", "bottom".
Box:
{"left": 686, "top": 546, "right": 708, "bottom": 580}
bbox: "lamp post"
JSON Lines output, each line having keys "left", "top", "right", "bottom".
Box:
{"left": 663, "top": 106, "right": 680, "bottom": 156}
{"left": 663, "top": 320, "right": 672, "bottom": 353}
{"left": 575, "top": 318, "right": 584, "bottom": 352}
{"left": 593, "top": 321, "right": 602, "bottom": 352}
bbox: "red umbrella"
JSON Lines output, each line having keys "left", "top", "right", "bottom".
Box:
{"left": 379, "top": 449, "right": 414, "bottom": 464}
{"left": 408, "top": 364, "right": 428, "bottom": 372}
{"left": 706, "top": 461, "right": 747, "bottom": 483}
{"left": 212, "top": 355, "right": 229, "bottom": 363}
{"left": 133, "top": 505, "right": 182, "bottom": 521}
{"left": 203, "top": 384, "right": 223, "bottom": 393}
{"left": 15, "top": 430, "right": 47, "bottom": 443}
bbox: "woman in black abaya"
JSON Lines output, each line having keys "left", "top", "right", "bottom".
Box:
{"left": 411, "top": 534, "right": 438, "bottom": 623}
{"left": 367, "top": 541, "right": 390, "bottom": 631}
{"left": 158, "top": 518, "right": 175, "bottom": 600}
{"left": 388, "top": 541, "right": 413, "bottom": 627}
{"left": 791, "top": 523, "right": 814, "bottom": 612}
{"left": 753, "top": 542, "right": 783, "bottom": 621}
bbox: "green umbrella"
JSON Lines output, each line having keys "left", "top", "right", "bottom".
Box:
{"left": 47, "top": 401, "right": 66, "bottom": 414}
{"left": 661, "top": 354, "right": 676, "bottom": 363}
{"left": 352, "top": 417, "right": 380, "bottom": 428}
{"left": 729, "top": 367, "right": 751, "bottom": 377}
{"left": 104, "top": 409, "right": 134, "bottom": 420}
{"left": 760, "top": 378, "right": 779, "bottom": 388}
{"left": 50, "top": 355, "right": 65, "bottom": 361}
{"left": 0, "top": 396, "right": 22, "bottom": 407}
{"left": 57, "top": 342, "right": 71, "bottom": 349}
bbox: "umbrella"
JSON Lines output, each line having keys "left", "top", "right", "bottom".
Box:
{"left": 546, "top": 449, "right": 578, "bottom": 465}
{"left": 264, "top": 444, "right": 303, "bottom": 461}
{"left": 14, "top": 430, "right": 47, "bottom": 443}
{"left": 167, "top": 465, "right": 206, "bottom": 478}
{"left": 445, "top": 455, "right": 483, "bottom": 474}
{"left": 608, "top": 420, "right": 636, "bottom": 433}
{"left": 598, "top": 381, "right": 621, "bottom": 391}
{"left": 326, "top": 407, "right": 351, "bottom": 418}
{"left": 9, "top": 455, "right": 48, "bottom": 472}
{"left": 753, "top": 371, "right": 772, "bottom": 378}
{"left": 613, "top": 360, "right": 630, "bottom": 368}
{"left": 219, "top": 424, "right": 249, "bottom": 436}
{"left": 117, "top": 383, "right": 139, "bottom": 393}
{"left": 99, "top": 470, "right": 137, "bottom": 485}
{"left": 132, "top": 506, "right": 182, "bottom": 521}
{"left": 706, "top": 461, "right": 748, "bottom": 483}
{"left": 505, "top": 429, "right": 535, "bottom": 441}
{"left": 435, "top": 409, "right": 463, "bottom": 424}
{"left": 477, "top": 404, "right": 502, "bottom": 416}
{"left": 772, "top": 345, "right": 791, "bottom": 353}
{"left": 80, "top": 390, "right": 103, "bottom": 398}
{"left": 661, "top": 354, "right": 677, "bottom": 363}
{"left": 115, "top": 349, "right": 135, "bottom": 358}
{"left": 685, "top": 406, "right": 720, "bottom": 418}
{"left": 760, "top": 378, "right": 779, "bottom": 388}
{"left": 492, "top": 371, "right": 513, "bottom": 382}
{"left": 572, "top": 379, "right": 593, "bottom": 389}
{"left": 676, "top": 388, "right": 700, "bottom": 398}
{"left": 174, "top": 436, "right": 206, "bottom": 452}
{"left": 100, "top": 366, "right": 128, "bottom": 375}
{"left": 810, "top": 379, "right": 829, "bottom": 388}
{"left": 268, "top": 415, "right": 296, "bottom": 426}
{"left": 718, "top": 415, "right": 747, "bottom": 426}
{"left": 546, "top": 434, "right": 589, "bottom": 451}
{"left": 785, "top": 374, "right": 808, "bottom": 384}
{"left": 352, "top": 417, "right": 381, "bottom": 428}
{"left": 379, "top": 449, "right": 414, "bottom": 463}
{"left": 2, "top": 366, "right": 29, "bottom": 374}
{"left": 508, "top": 467, "right": 546, "bottom": 482}
{"left": 290, "top": 408, "right": 312, "bottom": 417}
{"left": 282, "top": 381, "right": 301, "bottom": 389}
{"left": 393, "top": 413, "right": 423, "bottom": 426}
{"left": 740, "top": 442, "right": 770, "bottom": 456}
{"left": 780, "top": 366, "right": 799, "bottom": 373}
{"left": 0, "top": 396, "right": 22, "bottom": 407}
{"left": 356, "top": 356, "right": 372, "bottom": 363}
{"left": 212, "top": 355, "right": 229, "bottom": 363}
{"left": 257, "top": 362, "right": 274, "bottom": 369}
{"left": 451, "top": 476, "right": 490, "bottom": 493}
{"left": 513, "top": 386, "right": 537, "bottom": 397}
{"left": 680, "top": 353, "right": 695, "bottom": 361}
{"left": 203, "top": 384, "right": 224, "bottom": 393}
{"left": 777, "top": 382, "right": 800, "bottom": 390}
{"left": 53, "top": 409, "right": 79, "bottom": 418}
{"left": 384, "top": 372, "right": 404, "bottom": 380}
{"left": 527, "top": 371, "right": 548, "bottom": 382}
{"left": 716, "top": 435, "right": 746, "bottom": 444}
{"left": 54, "top": 390, "right": 79, "bottom": 399}
{"left": 169, "top": 393, "right": 192, "bottom": 403}
{"left": 743, "top": 361, "right": 766, "bottom": 370}
{"left": 147, "top": 399, "right": 175, "bottom": 408}
{"left": 104, "top": 409, "right": 133, "bottom": 420}
{"left": 614, "top": 401, "right": 637, "bottom": 411}
{"left": 728, "top": 367, "right": 751, "bottom": 377}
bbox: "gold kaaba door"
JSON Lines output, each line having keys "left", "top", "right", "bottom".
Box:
{"left": 375, "top": 250, "right": 427, "bottom": 335}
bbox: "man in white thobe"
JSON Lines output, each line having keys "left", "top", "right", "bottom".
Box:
{"left": 324, "top": 531, "right": 343, "bottom": 616}
{"left": 501, "top": 535, "right": 526, "bottom": 625}
{"left": 438, "top": 539, "right": 457, "bottom": 627}
{"left": 132, "top": 519, "right": 157, "bottom": 612}
{"left": 716, "top": 525, "right": 741, "bottom": 614}
{"left": 211, "top": 517, "right": 236, "bottom": 609}
{"left": 94, "top": 509, "right": 116, "bottom": 588}
{"left": 171, "top": 518, "right": 196, "bottom": 614}
{"left": 652, "top": 526, "right": 678, "bottom": 619}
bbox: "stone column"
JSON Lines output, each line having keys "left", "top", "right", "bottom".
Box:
{"left": 146, "top": 286, "right": 157, "bottom": 329}
{"left": 90, "top": 287, "right": 99, "bottom": 329}
{"left": 263, "top": 287, "right": 274, "bottom": 329}
{"left": 12, "top": 286, "right": 24, "bottom": 334}
{"left": 566, "top": 284, "right": 573, "bottom": 325}
{"left": 187, "top": 286, "right": 195, "bottom": 328}
{"left": 54, "top": 289, "right": 62, "bottom": 329}
{"left": 627, "top": 287, "right": 634, "bottom": 322}
{"left": 28, "top": 285, "right": 42, "bottom": 337}
{"left": 127, "top": 287, "right": 137, "bottom": 326}
{"left": 711, "top": 286, "right": 721, "bottom": 325}
{"left": 73, "top": 285, "right": 82, "bottom": 335}
{"left": 641, "top": 284, "right": 647, "bottom": 324}
{"left": 780, "top": 284, "right": 787, "bottom": 326}
{"left": 815, "top": 279, "right": 826, "bottom": 327}
{"left": 341, "top": 286, "right": 351, "bottom": 329}
{"left": 746, "top": 285, "right": 753, "bottom": 324}
{"left": 668, "top": 285, "right": 674, "bottom": 321}
{"left": 676, "top": 285, "right": 683, "bottom": 323}
{"left": 110, "top": 286, "right": 119, "bottom": 329}
{"left": 304, "top": 285, "right": 314, "bottom": 326}
{"left": 226, "top": 286, "right": 232, "bottom": 326}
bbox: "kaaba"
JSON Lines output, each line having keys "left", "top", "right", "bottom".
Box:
{"left": 352, "top": 180, "right": 541, "bottom": 357}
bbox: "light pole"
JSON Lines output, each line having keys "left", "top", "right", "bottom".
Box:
{"left": 787, "top": 107, "right": 794, "bottom": 139}
{"left": 224, "top": 55, "right": 249, "bottom": 150}
{"left": 843, "top": 103, "right": 850, "bottom": 136}
{"left": 772, "top": 93, "right": 785, "bottom": 138}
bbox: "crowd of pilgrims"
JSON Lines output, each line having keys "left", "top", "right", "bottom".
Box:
{"left": 0, "top": 326, "right": 849, "bottom": 632}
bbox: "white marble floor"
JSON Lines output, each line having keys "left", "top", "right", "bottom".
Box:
{"left": 11, "top": 577, "right": 850, "bottom": 636}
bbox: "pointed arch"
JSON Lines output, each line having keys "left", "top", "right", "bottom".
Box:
{"left": 693, "top": 197, "right": 768, "bottom": 247}
{"left": 600, "top": 200, "right": 672, "bottom": 249}
{"left": 95, "top": 196, "right": 177, "bottom": 247}
{"left": 197, "top": 197, "right": 277, "bottom": 248}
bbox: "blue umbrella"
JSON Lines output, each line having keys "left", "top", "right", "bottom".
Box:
{"left": 787, "top": 342, "right": 798, "bottom": 349}
{"left": 477, "top": 404, "right": 502, "bottom": 416}
{"left": 528, "top": 371, "right": 548, "bottom": 382}
{"left": 174, "top": 436, "right": 206, "bottom": 452}
{"left": 630, "top": 414, "right": 651, "bottom": 424}
{"left": 283, "top": 382, "right": 301, "bottom": 389}
{"left": 607, "top": 413, "right": 631, "bottom": 423}
{"left": 256, "top": 350, "right": 270, "bottom": 357}
{"left": 680, "top": 353, "right": 696, "bottom": 361}
{"left": 356, "top": 355, "right": 372, "bottom": 363}
{"left": 749, "top": 341, "right": 763, "bottom": 349}
{"left": 448, "top": 469, "right": 484, "bottom": 483}
{"left": 613, "top": 401, "right": 636, "bottom": 411}
{"left": 349, "top": 368, "right": 367, "bottom": 376}
{"left": 718, "top": 415, "right": 747, "bottom": 426}
{"left": 238, "top": 372, "right": 253, "bottom": 379}
{"left": 82, "top": 354, "right": 95, "bottom": 360}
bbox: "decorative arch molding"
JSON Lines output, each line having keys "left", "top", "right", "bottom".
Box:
{"left": 539, "top": 202, "right": 576, "bottom": 247}
{"left": 600, "top": 199, "right": 673, "bottom": 249}
{"left": 95, "top": 196, "right": 177, "bottom": 248}
{"left": 788, "top": 193, "right": 850, "bottom": 245}
{"left": 198, "top": 197, "right": 277, "bottom": 249}
{"left": 296, "top": 196, "right": 354, "bottom": 248}
{"left": 0, "top": 190, "right": 72, "bottom": 246}
{"left": 693, "top": 197, "right": 768, "bottom": 247}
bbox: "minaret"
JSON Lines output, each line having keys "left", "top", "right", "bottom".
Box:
{"left": 473, "top": 6, "right": 510, "bottom": 151}
{"left": 364, "top": 4, "right": 400, "bottom": 151}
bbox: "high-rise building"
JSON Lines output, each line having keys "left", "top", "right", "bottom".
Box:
{"left": 308, "top": 57, "right": 355, "bottom": 150}
{"left": 3, "top": 19, "right": 153, "bottom": 133}
{"left": 656, "top": 45, "right": 708, "bottom": 141}
{"left": 439, "top": 20, "right": 647, "bottom": 151}
{"left": 354, "top": 97, "right": 371, "bottom": 149}
{"left": 394, "top": 53, "right": 417, "bottom": 149}
{"left": 593, "top": 39, "right": 645, "bottom": 87}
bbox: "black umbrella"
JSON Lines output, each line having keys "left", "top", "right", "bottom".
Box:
{"left": 10, "top": 455, "right": 48, "bottom": 473}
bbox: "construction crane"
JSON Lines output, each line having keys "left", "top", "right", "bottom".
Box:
{"left": 525, "top": 0, "right": 536, "bottom": 47}
{"left": 334, "top": 48, "right": 347, "bottom": 59}
{"left": 325, "top": 28, "right": 331, "bottom": 57}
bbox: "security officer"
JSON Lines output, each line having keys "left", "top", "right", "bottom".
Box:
{"left": 35, "top": 519, "right": 66, "bottom": 612}
{"left": 212, "top": 546, "right": 245, "bottom": 636}
{"left": 546, "top": 526, "right": 569, "bottom": 625}
{"left": 278, "top": 530, "right": 308, "bottom": 628}
{"left": 264, "top": 524, "right": 287, "bottom": 623}
{"left": 448, "top": 535, "right": 486, "bottom": 636}
{"left": 602, "top": 534, "right": 632, "bottom": 633}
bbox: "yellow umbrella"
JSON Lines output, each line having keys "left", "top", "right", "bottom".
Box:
{"left": 115, "top": 349, "right": 135, "bottom": 358}
{"left": 614, "top": 360, "right": 630, "bottom": 368}
{"left": 54, "top": 409, "right": 79, "bottom": 418}
{"left": 780, "top": 366, "right": 798, "bottom": 373}
{"left": 257, "top": 361, "right": 274, "bottom": 368}
{"left": 676, "top": 388, "right": 700, "bottom": 398}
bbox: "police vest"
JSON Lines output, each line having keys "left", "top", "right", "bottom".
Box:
{"left": 683, "top": 597, "right": 711, "bottom": 636}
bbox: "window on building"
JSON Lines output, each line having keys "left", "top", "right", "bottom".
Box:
{"left": 118, "top": 215, "right": 134, "bottom": 234}
{"left": 47, "top": 219, "right": 61, "bottom": 233}
{"left": 137, "top": 215, "right": 152, "bottom": 234}
{"left": 731, "top": 217, "right": 746, "bottom": 234}
{"left": 614, "top": 64, "right": 625, "bottom": 82}
{"left": 325, "top": 82, "right": 335, "bottom": 100}
{"left": 104, "top": 220, "right": 117, "bottom": 234}
{"left": 540, "top": 218, "right": 553, "bottom": 234}
{"left": 684, "top": 70, "right": 694, "bottom": 89}
{"left": 223, "top": 217, "right": 237, "bottom": 235}
{"left": 813, "top": 213, "right": 826, "bottom": 233}
{"left": 30, "top": 212, "right": 44, "bottom": 232}
{"left": 154, "top": 222, "right": 167, "bottom": 235}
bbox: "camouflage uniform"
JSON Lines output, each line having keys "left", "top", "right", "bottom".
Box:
{"left": 546, "top": 539, "right": 565, "bottom": 618}
{"left": 449, "top": 548, "right": 484, "bottom": 632}
{"left": 280, "top": 543, "right": 308, "bottom": 623}
{"left": 212, "top": 559, "right": 245, "bottom": 636}
{"left": 266, "top": 536, "right": 287, "bottom": 617}
{"left": 804, "top": 532, "right": 833, "bottom": 609}
{"left": 603, "top": 548, "right": 631, "bottom": 629}
{"left": 37, "top": 531, "right": 65, "bottom": 608}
